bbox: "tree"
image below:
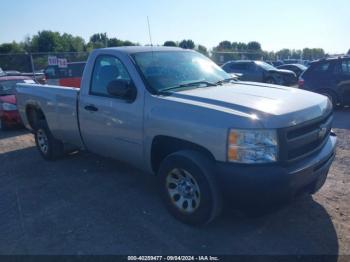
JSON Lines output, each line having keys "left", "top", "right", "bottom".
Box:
{"left": 236, "top": 42, "right": 247, "bottom": 51}
{"left": 217, "top": 41, "right": 232, "bottom": 51}
{"left": 88, "top": 33, "right": 108, "bottom": 49}
{"left": 61, "top": 33, "right": 85, "bottom": 52}
{"left": 108, "top": 38, "right": 124, "bottom": 47}
{"left": 348, "top": 49, "right": 350, "bottom": 55}
{"left": 0, "top": 42, "right": 23, "bottom": 53}
{"left": 247, "top": 41, "right": 261, "bottom": 51}
{"left": 197, "top": 45, "right": 208, "bottom": 56}
{"left": 179, "top": 39, "right": 195, "bottom": 49}
{"left": 163, "top": 41, "right": 177, "bottom": 47}
{"left": 276, "top": 49, "right": 292, "bottom": 60}
{"left": 30, "top": 30, "right": 64, "bottom": 52}
{"left": 122, "top": 40, "right": 136, "bottom": 46}
{"left": 302, "top": 48, "right": 325, "bottom": 60}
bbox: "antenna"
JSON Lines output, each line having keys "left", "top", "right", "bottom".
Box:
{"left": 147, "top": 16, "right": 153, "bottom": 46}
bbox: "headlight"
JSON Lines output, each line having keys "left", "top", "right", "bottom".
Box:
{"left": 1, "top": 102, "right": 17, "bottom": 111}
{"left": 227, "top": 129, "right": 278, "bottom": 163}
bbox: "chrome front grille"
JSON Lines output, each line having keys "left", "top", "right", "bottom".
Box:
{"left": 279, "top": 112, "right": 333, "bottom": 163}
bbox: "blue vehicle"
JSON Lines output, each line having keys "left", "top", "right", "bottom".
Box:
{"left": 299, "top": 56, "right": 350, "bottom": 107}
{"left": 222, "top": 60, "right": 297, "bottom": 86}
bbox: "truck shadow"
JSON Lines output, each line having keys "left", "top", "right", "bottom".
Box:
{"left": 0, "top": 127, "right": 28, "bottom": 140}
{"left": 0, "top": 147, "right": 339, "bottom": 257}
{"left": 333, "top": 107, "right": 350, "bottom": 129}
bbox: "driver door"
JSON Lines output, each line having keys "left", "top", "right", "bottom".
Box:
{"left": 78, "top": 54, "right": 144, "bottom": 166}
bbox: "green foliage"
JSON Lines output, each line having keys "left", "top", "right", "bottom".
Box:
{"left": 163, "top": 41, "right": 177, "bottom": 47}
{"left": 247, "top": 41, "right": 261, "bottom": 51}
{"left": 0, "top": 30, "right": 331, "bottom": 71}
{"left": 217, "top": 41, "right": 232, "bottom": 50}
{"left": 197, "top": 45, "right": 209, "bottom": 56}
{"left": 302, "top": 48, "right": 325, "bottom": 60}
{"left": 179, "top": 40, "right": 195, "bottom": 49}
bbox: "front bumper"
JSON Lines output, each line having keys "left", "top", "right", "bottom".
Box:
{"left": 216, "top": 134, "right": 337, "bottom": 205}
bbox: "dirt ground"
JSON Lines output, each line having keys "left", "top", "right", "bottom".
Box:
{"left": 0, "top": 109, "right": 349, "bottom": 257}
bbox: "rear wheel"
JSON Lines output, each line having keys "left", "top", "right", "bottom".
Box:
{"left": 158, "top": 150, "right": 222, "bottom": 225}
{"left": 34, "top": 120, "right": 64, "bottom": 160}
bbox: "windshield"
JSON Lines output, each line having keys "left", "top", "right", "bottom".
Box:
{"left": 133, "top": 51, "right": 230, "bottom": 92}
{"left": 0, "top": 79, "right": 35, "bottom": 95}
{"left": 255, "top": 61, "right": 277, "bottom": 71}
{"left": 295, "top": 64, "right": 307, "bottom": 70}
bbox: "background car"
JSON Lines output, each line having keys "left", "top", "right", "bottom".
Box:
{"left": 299, "top": 56, "right": 350, "bottom": 107}
{"left": 0, "top": 67, "right": 5, "bottom": 76}
{"left": 277, "top": 63, "right": 307, "bottom": 78}
{"left": 44, "top": 61, "right": 86, "bottom": 88}
{"left": 4, "top": 70, "right": 22, "bottom": 76}
{"left": 221, "top": 60, "right": 297, "bottom": 86}
{"left": 0, "top": 75, "right": 35, "bottom": 130}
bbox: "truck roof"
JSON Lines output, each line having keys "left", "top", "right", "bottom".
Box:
{"left": 100, "top": 46, "right": 185, "bottom": 54}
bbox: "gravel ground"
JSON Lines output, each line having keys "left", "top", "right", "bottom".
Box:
{"left": 0, "top": 109, "right": 349, "bottom": 257}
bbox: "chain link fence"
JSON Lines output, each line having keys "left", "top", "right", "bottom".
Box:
{"left": 0, "top": 52, "right": 89, "bottom": 87}
{"left": 211, "top": 51, "right": 265, "bottom": 65}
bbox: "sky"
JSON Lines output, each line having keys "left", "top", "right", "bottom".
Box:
{"left": 1, "top": 0, "right": 349, "bottom": 53}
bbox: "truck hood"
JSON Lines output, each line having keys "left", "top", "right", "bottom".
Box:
{"left": 165, "top": 82, "right": 331, "bottom": 128}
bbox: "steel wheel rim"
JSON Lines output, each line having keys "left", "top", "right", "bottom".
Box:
{"left": 37, "top": 129, "right": 49, "bottom": 154}
{"left": 166, "top": 168, "right": 201, "bottom": 214}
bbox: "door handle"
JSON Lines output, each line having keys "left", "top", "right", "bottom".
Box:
{"left": 84, "top": 104, "right": 98, "bottom": 112}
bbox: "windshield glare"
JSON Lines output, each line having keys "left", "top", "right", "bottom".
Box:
{"left": 133, "top": 51, "right": 230, "bottom": 92}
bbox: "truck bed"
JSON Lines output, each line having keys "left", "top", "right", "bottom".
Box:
{"left": 16, "top": 83, "right": 83, "bottom": 148}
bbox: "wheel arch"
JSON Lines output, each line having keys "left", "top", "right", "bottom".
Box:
{"left": 150, "top": 135, "right": 215, "bottom": 174}
{"left": 317, "top": 88, "right": 341, "bottom": 105}
{"left": 25, "top": 104, "right": 47, "bottom": 131}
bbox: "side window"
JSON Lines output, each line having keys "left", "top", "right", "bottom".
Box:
{"left": 232, "top": 63, "right": 248, "bottom": 71}
{"left": 312, "top": 62, "right": 330, "bottom": 73}
{"left": 341, "top": 60, "right": 350, "bottom": 75}
{"left": 90, "top": 55, "right": 131, "bottom": 97}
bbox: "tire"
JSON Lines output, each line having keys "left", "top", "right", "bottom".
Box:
{"left": 320, "top": 91, "right": 338, "bottom": 108}
{"left": 34, "top": 120, "right": 64, "bottom": 160}
{"left": 158, "top": 150, "right": 222, "bottom": 226}
{"left": 265, "top": 77, "right": 276, "bottom": 84}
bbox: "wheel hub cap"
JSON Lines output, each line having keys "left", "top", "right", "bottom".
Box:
{"left": 166, "top": 168, "right": 201, "bottom": 214}
{"left": 37, "top": 129, "right": 49, "bottom": 154}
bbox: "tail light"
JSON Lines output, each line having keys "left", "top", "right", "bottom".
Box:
{"left": 298, "top": 77, "right": 305, "bottom": 88}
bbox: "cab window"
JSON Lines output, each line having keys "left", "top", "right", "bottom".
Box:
{"left": 90, "top": 55, "right": 131, "bottom": 97}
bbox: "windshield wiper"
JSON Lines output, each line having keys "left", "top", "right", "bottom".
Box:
{"left": 215, "top": 77, "right": 238, "bottom": 85}
{"left": 159, "top": 81, "right": 217, "bottom": 93}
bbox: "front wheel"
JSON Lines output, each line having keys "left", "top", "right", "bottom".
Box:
{"left": 158, "top": 150, "right": 222, "bottom": 226}
{"left": 34, "top": 120, "right": 64, "bottom": 160}
{"left": 265, "top": 77, "right": 276, "bottom": 84}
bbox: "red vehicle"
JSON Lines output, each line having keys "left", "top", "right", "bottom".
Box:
{"left": 0, "top": 76, "right": 35, "bottom": 130}
{"left": 44, "top": 62, "right": 86, "bottom": 88}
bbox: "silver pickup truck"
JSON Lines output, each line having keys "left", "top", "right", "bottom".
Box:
{"left": 16, "top": 47, "right": 337, "bottom": 225}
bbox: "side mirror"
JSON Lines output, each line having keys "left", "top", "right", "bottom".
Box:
{"left": 107, "top": 79, "right": 136, "bottom": 101}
